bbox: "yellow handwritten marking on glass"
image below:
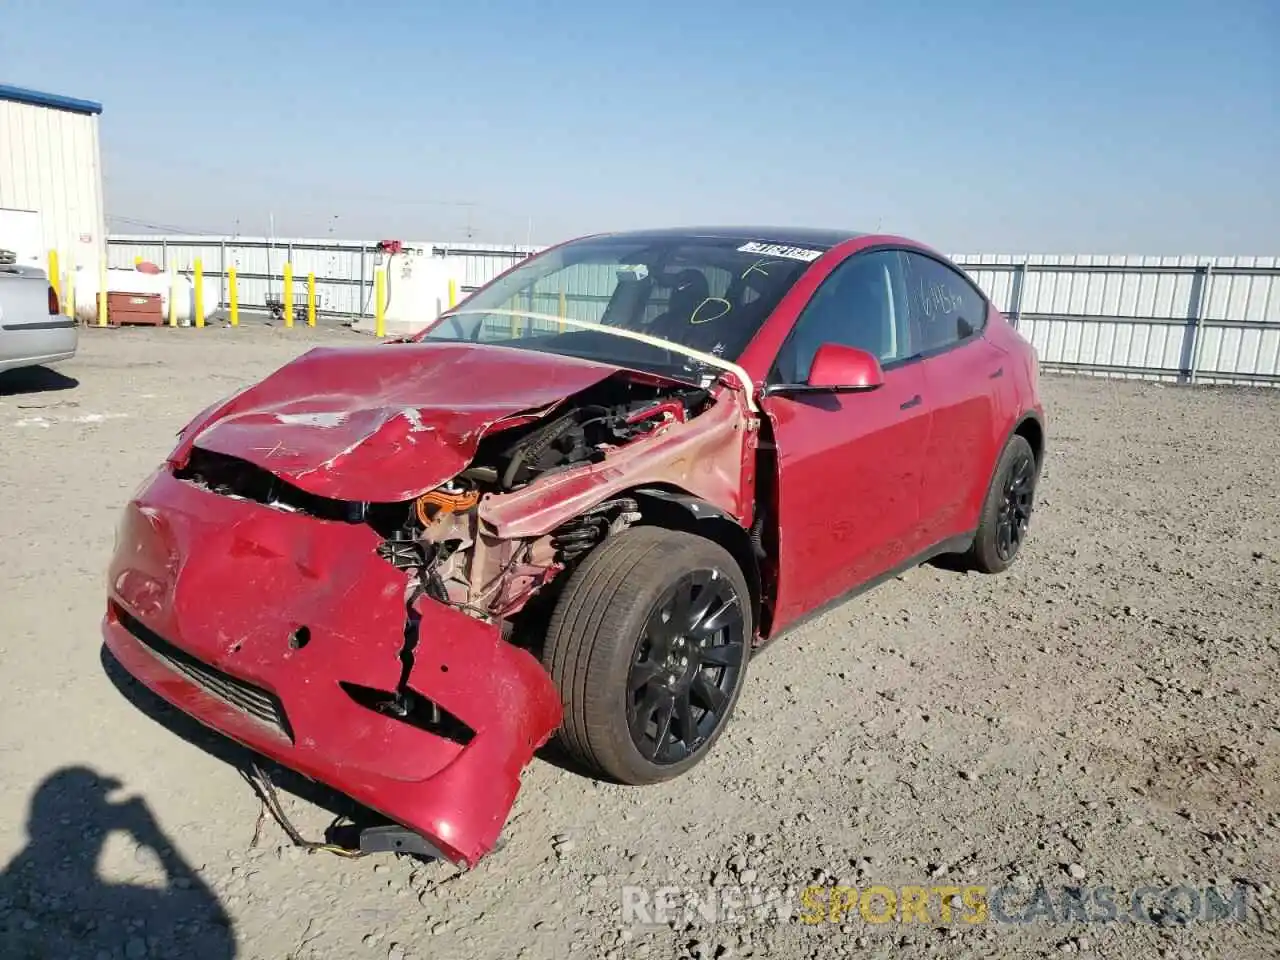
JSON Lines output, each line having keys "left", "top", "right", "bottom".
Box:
{"left": 689, "top": 298, "right": 732, "bottom": 325}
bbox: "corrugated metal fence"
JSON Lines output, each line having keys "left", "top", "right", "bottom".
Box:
{"left": 107, "top": 235, "right": 1280, "bottom": 386}
{"left": 953, "top": 254, "right": 1280, "bottom": 386}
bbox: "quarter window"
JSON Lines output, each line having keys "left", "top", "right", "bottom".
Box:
{"left": 897, "top": 252, "right": 986, "bottom": 353}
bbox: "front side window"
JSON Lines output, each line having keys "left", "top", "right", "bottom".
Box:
{"left": 415, "top": 236, "right": 817, "bottom": 383}
{"left": 897, "top": 252, "right": 987, "bottom": 354}
{"left": 771, "top": 250, "right": 912, "bottom": 383}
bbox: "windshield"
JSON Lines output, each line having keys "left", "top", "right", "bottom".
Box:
{"left": 415, "top": 235, "right": 818, "bottom": 382}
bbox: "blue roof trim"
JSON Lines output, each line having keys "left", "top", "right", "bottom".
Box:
{"left": 0, "top": 84, "right": 103, "bottom": 116}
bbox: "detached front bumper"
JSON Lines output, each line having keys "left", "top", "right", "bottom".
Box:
{"left": 102, "top": 469, "right": 561, "bottom": 867}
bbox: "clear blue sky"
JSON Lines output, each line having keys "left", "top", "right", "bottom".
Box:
{"left": 3, "top": 0, "right": 1277, "bottom": 253}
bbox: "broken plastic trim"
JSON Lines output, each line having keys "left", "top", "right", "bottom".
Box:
{"left": 339, "top": 681, "right": 476, "bottom": 746}
{"left": 356, "top": 825, "right": 449, "bottom": 859}
{"left": 174, "top": 447, "right": 368, "bottom": 523}
{"left": 242, "top": 765, "right": 449, "bottom": 861}
{"left": 334, "top": 595, "right": 478, "bottom": 747}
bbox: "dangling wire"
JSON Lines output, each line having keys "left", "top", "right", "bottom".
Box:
{"left": 239, "top": 763, "right": 366, "bottom": 859}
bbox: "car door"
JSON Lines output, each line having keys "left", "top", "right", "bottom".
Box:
{"left": 763, "top": 249, "right": 933, "bottom": 629}
{"left": 897, "top": 251, "right": 1005, "bottom": 545}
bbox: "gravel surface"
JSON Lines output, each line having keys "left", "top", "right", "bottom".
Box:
{"left": 1, "top": 326, "right": 1276, "bottom": 959}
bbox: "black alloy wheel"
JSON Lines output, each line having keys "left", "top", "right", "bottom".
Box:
{"left": 968, "top": 433, "right": 1039, "bottom": 574}
{"left": 626, "top": 568, "right": 746, "bottom": 764}
{"left": 995, "top": 447, "right": 1037, "bottom": 562}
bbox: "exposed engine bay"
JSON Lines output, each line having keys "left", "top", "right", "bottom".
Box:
{"left": 174, "top": 375, "right": 720, "bottom": 626}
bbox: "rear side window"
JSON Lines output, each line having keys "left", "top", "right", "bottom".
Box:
{"left": 898, "top": 252, "right": 986, "bottom": 353}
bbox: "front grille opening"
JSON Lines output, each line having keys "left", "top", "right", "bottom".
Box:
{"left": 113, "top": 602, "right": 293, "bottom": 742}
{"left": 174, "top": 447, "right": 367, "bottom": 523}
{"left": 339, "top": 682, "right": 475, "bottom": 747}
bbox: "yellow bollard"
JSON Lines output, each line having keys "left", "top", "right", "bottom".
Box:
{"left": 168, "top": 267, "right": 179, "bottom": 327}
{"left": 98, "top": 256, "right": 108, "bottom": 327}
{"left": 48, "top": 250, "right": 60, "bottom": 298}
{"left": 63, "top": 270, "right": 75, "bottom": 318}
{"left": 559, "top": 289, "right": 566, "bottom": 332}
{"left": 448, "top": 278, "right": 458, "bottom": 308}
{"left": 283, "top": 263, "right": 294, "bottom": 327}
{"left": 194, "top": 258, "right": 205, "bottom": 329}
{"left": 307, "top": 273, "right": 316, "bottom": 327}
{"left": 228, "top": 267, "right": 239, "bottom": 326}
{"left": 374, "top": 268, "right": 386, "bottom": 338}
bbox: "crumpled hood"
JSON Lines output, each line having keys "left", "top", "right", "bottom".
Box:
{"left": 178, "top": 341, "right": 629, "bottom": 502}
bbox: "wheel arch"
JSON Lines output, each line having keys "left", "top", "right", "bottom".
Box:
{"left": 1012, "top": 409, "right": 1046, "bottom": 468}
{"left": 627, "top": 486, "right": 762, "bottom": 636}
{"left": 966, "top": 408, "right": 1045, "bottom": 540}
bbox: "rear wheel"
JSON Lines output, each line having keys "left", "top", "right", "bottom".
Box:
{"left": 542, "top": 526, "right": 751, "bottom": 784}
{"left": 968, "top": 434, "right": 1038, "bottom": 573}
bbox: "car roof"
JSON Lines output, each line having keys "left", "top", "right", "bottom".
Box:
{"left": 591, "top": 226, "right": 867, "bottom": 249}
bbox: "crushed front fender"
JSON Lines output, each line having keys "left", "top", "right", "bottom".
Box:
{"left": 102, "top": 469, "right": 561, "bottom": 867}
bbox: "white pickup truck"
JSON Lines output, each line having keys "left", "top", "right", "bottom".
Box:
{"left": 0, "top": 247, "right": 78, "bottom": 374}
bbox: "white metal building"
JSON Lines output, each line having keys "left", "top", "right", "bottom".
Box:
{"left": 0, "top": 83, "right": 105, "bottom": 273}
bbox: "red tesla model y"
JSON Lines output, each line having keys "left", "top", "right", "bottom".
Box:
{"left": 104, "top": 227, "right": 1045, "bottom": 865}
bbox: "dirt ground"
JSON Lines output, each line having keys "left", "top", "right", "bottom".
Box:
{"left": 0, "top": 325, "right": 1276, "bottom": 960}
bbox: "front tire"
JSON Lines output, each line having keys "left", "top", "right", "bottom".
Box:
{"left": 542, "top": 527, "right": 751, "bottom": 785}
{"left": 968, "top": 434, "right": 1039, "bottom": 574}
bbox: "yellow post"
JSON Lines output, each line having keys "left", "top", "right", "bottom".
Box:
{"left": 283, "top": 263, "right": 294, "bottom": 327}
{"left": 307, "top": 272, "right": 317, "bottom": 327}
{"left": 228, "top": 267, "right": 239, "bottom": 326}
{"left": 374, "top": 268, "right": 386, "bottom": 338}
{"left": 559, "top": 289, "right": 567, "bottom": 332}
{"left": 98, "top": 256, "right": 109, "bottom": 327}
{"left": 168, "top": 267, "right": 179, "bottom": 327}
{"left": 48, "top": 250, "right": 60, "bottom": 298}
{"left": 194, "top": 258, "right": 205, "bottom": 329}
{"left": 63, "top": 270, "right": 75, "bottom": 319}
{"left": 448, "top": 278, "right": 458, "bottom": 308}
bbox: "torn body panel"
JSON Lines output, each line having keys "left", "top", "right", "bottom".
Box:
{"left": 103, "top": 469, "right": 561, "bottom": 867}
{"left": 433, "top": 382, "right": 758, "bottom": 623}
{"left": 478, "top": 383, "right": 758, "bottom": 540}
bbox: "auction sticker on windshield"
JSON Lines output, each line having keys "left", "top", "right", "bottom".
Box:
{"left": 737, "top": 241, "right": 825, "bottom": 262}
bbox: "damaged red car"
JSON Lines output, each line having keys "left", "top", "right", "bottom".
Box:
{"left": 103, "top": 228, "right": 1045, "bottom": 866}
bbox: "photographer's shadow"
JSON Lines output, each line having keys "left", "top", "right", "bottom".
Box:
{"left": 0, "top": 767, "right": 235, "bottom": 959}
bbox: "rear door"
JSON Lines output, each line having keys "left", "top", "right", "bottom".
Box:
{"left": 897, "top": 251, "right": 1005, "bottom": 545}
{"left": 763, "top": 249, "right": 932, "bottom": 628}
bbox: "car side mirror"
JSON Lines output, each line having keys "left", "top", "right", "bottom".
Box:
{"left": 765, "top": 342, "right": 885, "bottom": 396}
{"left": 807, "top": 343, "right": 884, "bottom": 390}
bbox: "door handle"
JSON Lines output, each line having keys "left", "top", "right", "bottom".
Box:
{"left": 899, "top": 394, "right": 922, "bottom": 411}
{"left": 989, "top": 366, "right": 1004, "bottom": 379}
